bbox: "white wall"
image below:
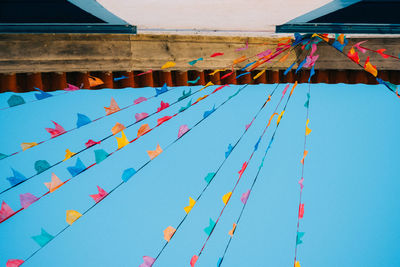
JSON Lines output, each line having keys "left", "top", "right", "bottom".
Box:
{"left": 98, "top": 0, "right": 331, "bottom": 34}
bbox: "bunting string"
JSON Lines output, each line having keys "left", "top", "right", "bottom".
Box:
{"left": 293, "top": 83, "right": 312, "bottom": 267}
{"left": 190, "top": 81, "right": 292, "bottom": 266}
{"left": 1, "top": 38, "right": 300, "bottom": 195}
{"left": 21, "top": 83, "right": 250, "bottom": 264}
{"left": 150, "top": 83, "right": 281, "bottom": 265}
{"left": 0, "top": 69, "right": 153, "bottom": 112}
{"left": 218, "top": 81, "right": 298, "bottom": 267}
{"left": 1, "top": 40, "right": 293, "bottom": 161}
{"left": 0, "top": 81, "right": 235, "bottom": 223}
{"left": 0, "top": 83, "right": 180, "bottom": 161}
{"left": 315, "top": 33, "right": 399, "bottom": 99}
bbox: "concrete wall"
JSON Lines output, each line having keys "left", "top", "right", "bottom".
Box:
{"left": 1, "top": 33, "right": 400, "bottom": 74}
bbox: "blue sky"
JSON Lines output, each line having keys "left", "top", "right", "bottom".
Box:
{"left": 0, "top": 82, "right": 399, "bottom": 267}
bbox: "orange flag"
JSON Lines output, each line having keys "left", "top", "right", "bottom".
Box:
{"left": 163, "top": 226, "right": 176, "bottom": 242}
{"left": 233, "top": 56, "right": 247, "bottom": 65}
{"left": 279, "top": 51, "right": 290, "bottom": 62}
{"left": 21, "top": 142, "right": 38, "bottom": 151}
{"left": 104, "top": 97, "right": 120, "bottom": 115}
{"left": 111, "top": 122, "right": 125, "bottom": 135}
{"left": 228, "top": 223, "right": 237, "bottom": 237}
{"left": 147, "top": 144, "right": 162, "bottom": 160}
{"left": 44, "top": 173, "right": 64, "bottom": 193}
{"left": 137, "top": 124, "right": 151, "bottom": 137}
{"left": 290, "top": 81, "right": 298, "bottom": 96}
{"left": 300, "top": 150, "right": 308, "bottom": 165}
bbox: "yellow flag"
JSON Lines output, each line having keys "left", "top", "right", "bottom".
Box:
{"left": 295, "top": 261, "right": 301, "bottom": 267}
{"left": 267, "top": 113, "right": 278, "bottom": 127}
{"left": 253, "top": 69, "right": 265, "bottom": 80}
{"left": 222, "top": 192, "right": 232, "bottom": 205}
{"left": 66, "top": 210, "right": 82, "bottom": 225}
{"left": 116, "top": 131, "right": 129, "bottom": 149}
{"left": 277, "top": 110, "right": 285, "bottom": 125}
{"left": 228, "top": 223, "right": 237, "bottom": 237}
{"left": 209, "top": 69, "right": 226, "bottom": 76}
{"left": 306, "top": 119, "right": 312, "bottom": 136}
{"left": 63, "top": 149, "right": 76, "bottom": 161}
{"left": 196, "top": 95, "right": 208, "bottom": 103}
{"left": 200, "top": 81, "right": 214, "bottom": 91}
{"left": 111, "top": 122, "right": 126, "bottom": 135}
{"left": 21, "top": 142, "right": 38, "bottom": 151}
{"left": 161, "top": 61, "right": 176, "bottom": 69}
{"left": 184, "top": 197, "right": 196, "bottom": 214}
{"left": 364, "top": 62, "right": 378, "bottom": 77}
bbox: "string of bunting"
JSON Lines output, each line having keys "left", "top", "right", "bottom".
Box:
{"left": 1, "top": 69, "right": 153, "bottom": 111}
{"left": 218, "top": 81, "right": 299, "bottom": 267}
{"left": 293, "top": 82, "right": 312, "bottom": 267}
{"left": 0, "top": 82, "right": 179, "bottom": 161}
{"left": 315, "top": 33, "right": 400, "bottom": 99}
{"left": 1, "top": 40, "right": 297, "bottom": 194}
{"left": 138, "top": 39, "right": 305, "bottom": 267}
{"left": 11, "top": 83, "right": 251, "bottom": 266}
{"left": 143, "top": 83, "right": 281, "bottom": 267}
{"left": 0, "top": 81, "right": 235, "bottom": 223}
{"left": 0, "top": 40, "right": 293, "bottom": 162}
{"left": 188, "top": 81, "right": 296, "bottom": 267}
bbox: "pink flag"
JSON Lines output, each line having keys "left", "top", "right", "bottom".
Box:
{"left": 310, "top": 43, "right": 317, "bottom": 57}
{"left": 134, "top": 97, "right": 147, "bottom": 105}
{"left": 238, "top": 162, "right": 248, "bottom": 178}
{"left": 0, "top": 201, "right": 14, "bottom": 222}
{"left": 178, "top": 125, "right": 189, "bottom": 138}
{"left": 64, "top": 83, "right": 80, "bottom": 91}
{"left": 20, "top": 193, "right": 39, "bottom": 209}
{"left": 299, "top": 177, "right": 304, "bottom": 190}
{"left": 190, "top": 255, "right": 199, "bottom": 267}
{"left": 257, "top": 49, "right": 272, "bottom": 59}
{"left": 157, "top": 101, "right": 169, "bottom": 112}
{"left": 354, "top": 41, "right": 367, "bottom": 53}
{"left": 303, "top": 55, "right": 319, "bottom": 68}
{"left": 245, "top": 118, "right": 255, "bottom": 130}
{"left": 139, "top": 256, "right": 155, "bottom": 267}
{"left": 66, "top": 83, "right": 79, "bottom": 91}
{"left": 6, "top": 259, "right": 24, "bottom": 267}
{"left": 85, "top": 139, "right": 101, "bottom": 148}
{"left": 241, "top": 190, "right": 251, "bottom": 204}
{"left": 235, "top": 40, "right": 248, "bottom": 52}
{"left": 135, "top": 112, "right": 149, "bottom": 122}
{"left": 45, "top": 121, "right": 66, "bottom": 138}
{"left": 282, "top": 83, "right": 290, "bottom": 97}
{"left": 89, "top": 185, "right": 108, "bottom": 203}
{"left": 137, "top": 69, "right": 152, "bottom": 76}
